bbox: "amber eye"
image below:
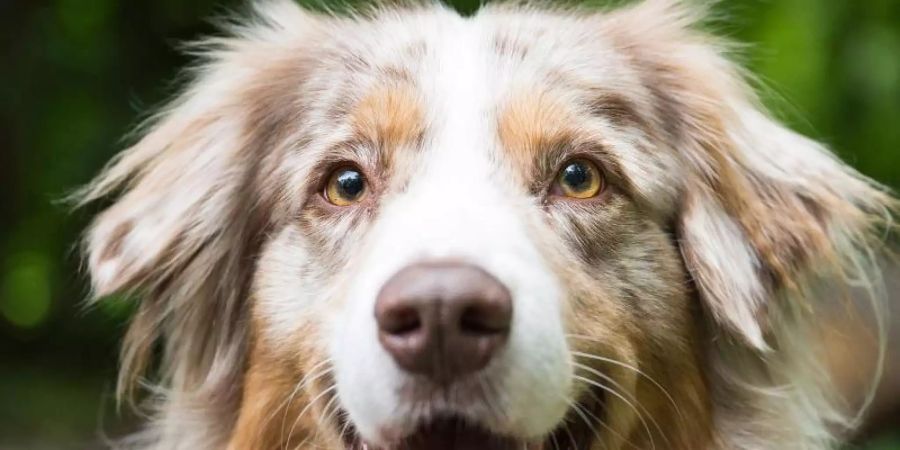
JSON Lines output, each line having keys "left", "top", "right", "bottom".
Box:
{"left": 324, "top": 166, "right": 367, "bottom": 206}
{"left": 554, "top": 159, "right": 604, "bottom": 199}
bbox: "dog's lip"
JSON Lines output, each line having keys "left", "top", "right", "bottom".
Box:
{"left": 373, "top": 416, "right": 531, "bottom": 450}
{"left": 341, "top": 400, "right": 602, "bottom": 450}
{"left": 341, "top": 415, "right": 544, "bottom": 450}
{"left": 339, "top": 383, "right": 606, "bottom": 450}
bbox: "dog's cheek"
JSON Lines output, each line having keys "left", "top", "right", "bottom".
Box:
{"left": 601, "top": 225, "right": 710, "bottom": 446}
{"left": 584, "top": 217, "right": 696, "bottom": 352}
{"left": 233, "top": 226, "right": 348, "bottom": 448}
{"left": 230, "top": 329, "right": 334, "bottom": 450}
{"left": 550, "top": 204, "right": 709, "bottom": 445}
{"left": 614, "top": 223, "right": 695, "bottom": 349}
{"left": 254, "top": 147, "right": 392, "bottom": 443}
{"left": 254, "top": 201, "right": 375, "bottom": 339}
{"left": 253, "top": 226, "right": 331, "bottom": 344}
{"left": 553, "top": 204, "right": 693, "bottom": 354}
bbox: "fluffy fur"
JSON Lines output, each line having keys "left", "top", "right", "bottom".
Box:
{"left": 77, "top": 1, "right": 898, "bottom": 449}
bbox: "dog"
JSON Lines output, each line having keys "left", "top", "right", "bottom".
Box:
{"left": 76, "top": 0, "right": 899, "bottom": 448}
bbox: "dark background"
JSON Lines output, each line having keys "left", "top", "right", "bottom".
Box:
{"left": 1, "top": 0, "right": 898, "bottom": 448}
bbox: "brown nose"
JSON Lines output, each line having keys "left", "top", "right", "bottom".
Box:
{"left": 375, "top": 262, "right": 513, "bottom": 383}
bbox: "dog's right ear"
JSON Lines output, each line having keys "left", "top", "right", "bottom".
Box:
{"left": 77, "top": 1, "right": 323, "bottom": 297}
{"left": 76, "top": 0, "right": 328, "bottom": 402}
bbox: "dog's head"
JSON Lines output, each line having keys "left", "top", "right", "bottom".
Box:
{"left": 79, "top": 1, "right": 897, "bottom": 449}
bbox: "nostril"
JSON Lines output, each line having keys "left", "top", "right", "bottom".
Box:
{"left": 460, "top": 303, "right": 511, "bottom": 335}
{"left": 381, "top": 306, "right": 422, "bottom": 335}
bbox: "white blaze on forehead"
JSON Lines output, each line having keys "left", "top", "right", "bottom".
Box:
{"left": 331, "top": 16, "right": 571, "bottom": 444}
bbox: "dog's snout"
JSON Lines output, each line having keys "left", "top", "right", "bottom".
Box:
{"left": 375, "top": 262, "right": 512, "bottom": 382}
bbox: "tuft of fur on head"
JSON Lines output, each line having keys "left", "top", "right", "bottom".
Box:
{"left": 75, "top": 1, "right": 898, "bottom": 449}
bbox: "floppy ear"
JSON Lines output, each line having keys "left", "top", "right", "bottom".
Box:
{"left": 603, "top": 0, "right": 897, "bottom": 349}
{"left": 80, "top": 2, "right": 320, "bottom": 297}
{"left": 75, "top": 0, "right": 324, "bottom": 398}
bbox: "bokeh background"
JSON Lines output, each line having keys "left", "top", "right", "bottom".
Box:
{"left": 1, "top": 0, "right": 898, "bottom": 448}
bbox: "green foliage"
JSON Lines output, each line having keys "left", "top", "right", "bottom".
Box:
{"left": 0, "top": 0, "right": 897, "bottom": 447}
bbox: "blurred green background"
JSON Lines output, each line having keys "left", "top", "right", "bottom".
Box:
{"left": 0, "top": 0, "right": 898, "bottom": 448}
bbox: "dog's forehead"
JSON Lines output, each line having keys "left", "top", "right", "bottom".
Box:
{"left": 314, "top": 13, "right": 648, "bottom": 171}
{"left": 332, "top": 11, "right": 633, "bottom": 120}
{"left": 281, "top": 8, "right": 683, "bottom": 214}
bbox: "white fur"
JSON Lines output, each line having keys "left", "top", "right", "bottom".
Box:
{"left": 330, "top": 14, "right": 570, "bottom": 443}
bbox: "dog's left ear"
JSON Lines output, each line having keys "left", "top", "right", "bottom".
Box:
{"left": 604, "top": 0, "right": 897, "bottom": 349}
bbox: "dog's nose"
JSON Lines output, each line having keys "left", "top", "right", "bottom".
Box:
{"left": 375, "top": 262, "right": 512, "bottom": 382}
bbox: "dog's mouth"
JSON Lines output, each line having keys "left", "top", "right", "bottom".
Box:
{"left": 343, "top": 416, "right": 530, "bottom": 450}
{"left": 340, "top": 392, "right": 604, "bottom": 450}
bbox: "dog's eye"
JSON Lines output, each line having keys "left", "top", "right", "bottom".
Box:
{"left": 324, "top": 167, "right": 367, "bottom": 206}
{"left": 553, "top": 159, "right": 604, "bottom": 199}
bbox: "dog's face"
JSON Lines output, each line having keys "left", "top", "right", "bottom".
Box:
{"left": 248, "top": 6, "right": 701, "bottom": 448}
{"left": 80, "top": 1, "right": 897, "bottom": 449}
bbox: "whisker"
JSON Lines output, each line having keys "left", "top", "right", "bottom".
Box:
{"left": 566, "top": 398, "right": 604, "bottom": 446}
{"left": 562, "top": 421, "right": 579, "bottom": 450}
{"left": 549, "top": 430, "right": 561, "bottom": 450}
{"left": 574, "top": 361, "right": 670, "bottom": 449}
{"left": 275, "top": 362, "right": 333, "bottom": 449}
{"left": 308, "top": 392, "right": 342, "bottom": 447}
{"left": 286, "top": 384, "right": 338, "bottom": 450}
{"left": 572, "top": 387, "right": 637, "bottom": 450}
{"left": 292, "top": 436, "right": 313, "bottom": 450}
{"left": 337, "top": 406, "right": 354, "bottom": 447}
{"left": 567, "top": 338, "right": 685, "bottom": 424}
{"left": 573, "top": 374, "right": 656, "bottom": 450}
